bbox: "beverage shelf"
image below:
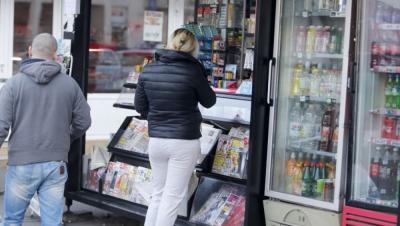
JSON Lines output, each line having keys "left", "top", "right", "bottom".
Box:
{"left": 370, "top": 108, "right": 400, "bottom": 117}
{"left": 295, "top": 10, "right": 346, "bottom": 18}
{"left": 370, "top": 137, "right": 400, "bottom": 147}
{"left": 287, "top": 146, "right": 337, "bottom": 158}
{"left": 355, "top": 197, "right": 398, "bottom": 208}
{"left": 372, "top": 66, "right": 400, "bottom": 73}
{"left": 290, "top": 95, "right": 339, "bottom": 104}
{"left": 293, "top": 52, "right": 343, "bottom": 59}
{"left": 378, "top": 23, "right": 400, "bottom": 31}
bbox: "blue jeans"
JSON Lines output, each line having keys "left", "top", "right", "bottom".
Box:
{"left": 2, "top": 161, "right": 68, "bottom": 226}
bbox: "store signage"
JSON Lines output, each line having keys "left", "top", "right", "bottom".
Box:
{"left": 143, "top": 11, "right": 164, "bottom": 42}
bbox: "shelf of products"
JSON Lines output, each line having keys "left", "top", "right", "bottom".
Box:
{"left": 370, "top": 137, "right": 400, "bottom": 147}
{"left": 293, "top": 52, "right": 343, "bottom": 59}
{"left": 370, "top": 108, "right": 400, "bottom": 117}
{"left": 287, "top": 146, "right": 337, "bottom": 159}
{"left": 187, "top": 0, "right": 254, "bottom": 95}
{"left": 294, "top": 10, "right": 346, "bottom": 18}
{"left": 290, "top": 96, "right": 339, "bottom": 104}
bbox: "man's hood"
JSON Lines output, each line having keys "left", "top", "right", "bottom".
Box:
{"left": 20, "top": 59, "right": 61, "bottom": 84}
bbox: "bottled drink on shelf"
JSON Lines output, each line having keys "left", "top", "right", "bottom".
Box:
{"left": 304, "top": 0, "right": 313, "bottom": 11}
{"left": 375, "top": 2, "right": 385, "bottom": 24}
{"left": 300, "top": 62, "right": 311, "bottom": 96}
{"left": 324, "top": 179, "right": 334, "bottom": 202}
{"left": 314, "top": 26, "right": 324, "bottom": 53}
{"left": 378, "top": 148, "right": 396, "bottom": 200}
{"left": 382, "top": 116, "right": 396, "bottom": 139}
{"left": 286, "top": 152, "right": 297, "bottom": 193}
{"left": 310, "top": 154, "right": 318, "bottom": 178}
{"left": 291, "top": 63, "right": 303, "bottom": 96}
{"left": 327, "top": 161, "right": 336, "bottom": 181}
{"left": 289, "top": 102, "right": 303, "bottom": 143}
{"left": 295, "top": 26, "right": 307, "bottom": 54}
{"left": 385, "top": 76, "right": 393, "bottom": 108}
{"left": 306, "top": 26, "right": 317, "bottom": 54}
{"left": 320, "top": 105, "right": 335, "bottom": 152}
{"left": 302, "top": 104, "right": 317, "bottom": 149}
{"left": 392, "top": 147, "right": 399, "bottom": 198}
{"left": 292, "top": 152, "right": 305, "bottom": 195}
{"left": 336, "top": 27, "right": 343, "bottom": 54}
{"left": 369, "top": 146, "right": 381, "bottom": 198}
{"left": 327, "top": 65, "right": 338, "bottom": 99}
{"left": 313, "top": 162, "right": 322, "bottom": 198}
{"left": 371, "top": 42, "right": 380, "bottom": 68}
{"left": 331, "top": 115, "right": 339, "bottom": 153}
{"left": 328, "top": 27, "right": 337, "bottom": 54}
{"left": 301, "top": 162, "right": 314, "bottom": 197}
{"left": 321, "top": 26, "right": 331, "bottom": 54}
{"left": 309, "top": 64, "right": 321, "bottom": 97}
{"left": 392, "top": 8, "right": 400, "bottom": 24}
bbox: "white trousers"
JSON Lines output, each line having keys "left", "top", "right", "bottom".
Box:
{"left": 144, "top": 137, "right": 200, "bottom": 226}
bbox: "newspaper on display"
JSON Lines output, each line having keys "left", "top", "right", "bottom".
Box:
{"left": 114, "top": 118, "right": 149, "bottom": 154}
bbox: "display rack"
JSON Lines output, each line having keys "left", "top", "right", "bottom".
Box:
{"left": 79, "top": 80, "right": 251, "bottom": 225}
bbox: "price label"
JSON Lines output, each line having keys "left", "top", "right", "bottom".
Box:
{"left": 374, "top": 138, "right": 387, "bottom": 145}
{"left": 391, "top": 140, "right": 400, "bottom": 147}
{"left": 297, "top": 53, "right": 303, "bottom": 58}
{"left": 300, "top": 96, "right": 307, "bottom": 102}
{"left": 302, "top": 11, "right": 309, "bottom": 18}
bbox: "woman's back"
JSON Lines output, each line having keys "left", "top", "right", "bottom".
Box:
{"left": 135, "top": 49, "right": 216, "bottom": 140}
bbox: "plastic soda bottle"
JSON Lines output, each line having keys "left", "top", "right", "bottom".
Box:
{"left": 301, "top": 162, "right": 314, "bottom": 197}
{"left": 386, "top": 76, "right": 394, "bottom": 108}
{"left": 286, "top": 152, "right": 297, "bottom": 193}
{"left": 306, "top": 26, "right": 317, "bottom": 54}
{"left": 292, "top": 152, "right": 305, "bottom": 195}
{"left": 310, "top": 64, "right": 321, "bottom": 97}
{"left": 296, "top": 26, "right": 307, "bottom": 54}
{"left": 289, "top": 102, "right": 303, "bottom": 141}
{"left": 291, "top": 63, "right": 303, "bottom": 96}
{"left": 369, "top": 146, "right": 381, "bottom": 198}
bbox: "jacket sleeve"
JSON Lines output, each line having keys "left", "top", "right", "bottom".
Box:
{"left": 195, "top": 65, "right": 216, "bottom": 108}
{"left": 134, "top": 78, "right": 149, "bottom": 117}
{"left": 0, "top": 82, "right": 13, "bottom": 147}
{"left": 70, "top": 85, "right": 91, "bottom": 141}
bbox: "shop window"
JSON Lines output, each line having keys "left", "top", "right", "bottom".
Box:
{"left": 88, "top": 0, "right": 195, "bottom": 93}
{"left": 13, "top": 1, "right": 53, "bottom": 74}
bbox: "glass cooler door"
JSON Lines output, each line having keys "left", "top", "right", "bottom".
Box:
{"left": 265, "top": 0, "right": 351, "bottom": 211}
{"left": 350, "top": 0, "right": 400, "bottom": 210}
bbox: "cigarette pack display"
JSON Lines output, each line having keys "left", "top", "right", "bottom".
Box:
{"left": 212, "top": 127, "right": 250, "bottom": 179}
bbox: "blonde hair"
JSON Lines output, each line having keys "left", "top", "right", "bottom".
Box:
{"left": 167, "top": 28, "right": 199, "bottom": 58}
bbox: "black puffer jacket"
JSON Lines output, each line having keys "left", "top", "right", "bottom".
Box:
{"left": 134, "top": 49, "right": 216, "bottom": 139}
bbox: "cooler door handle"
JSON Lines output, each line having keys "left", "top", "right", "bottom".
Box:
{"left": 266, "top": 58, "right": 276, "bottom": 106}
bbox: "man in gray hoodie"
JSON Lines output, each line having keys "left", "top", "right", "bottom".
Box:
{"left": 0, "top": 33, "right": 91, "bottom": 226}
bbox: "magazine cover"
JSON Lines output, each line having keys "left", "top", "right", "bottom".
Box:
{"left": 222, "top": 196, "right": 246, "bottom": 226}
{"left": 212, "top": 127, "right": 249, "bottom": 179}
{"left": 212, "top": 135, "right": 231, "bottom": 175}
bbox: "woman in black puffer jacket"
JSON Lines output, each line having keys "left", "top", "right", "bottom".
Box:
{"left": 135, "top": 28, "right": 216, "bottom": 226}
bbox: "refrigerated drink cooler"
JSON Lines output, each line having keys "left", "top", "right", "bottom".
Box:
{"left": 346, "top": 0, "right": 400, "bottom": 220}
{"left": 262, "top": 0, "right": 352, "bottom": 224}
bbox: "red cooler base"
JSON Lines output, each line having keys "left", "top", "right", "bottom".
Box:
{"left": 342, "top": 205, "right": 397, "bottom": 226}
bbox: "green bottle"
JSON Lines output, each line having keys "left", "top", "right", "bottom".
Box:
{"left": 313, "top": 163, "right": 322, "bottom": 199}
{"left": 386, "top": 76, "right": 394, "bottom": 108}
{"left": 301, "top": 162, "right": 313, "bottom": 197}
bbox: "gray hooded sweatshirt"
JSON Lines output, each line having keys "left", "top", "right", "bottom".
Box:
{"left": 0, "top": 60, "right": 91, "bottom": 165}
